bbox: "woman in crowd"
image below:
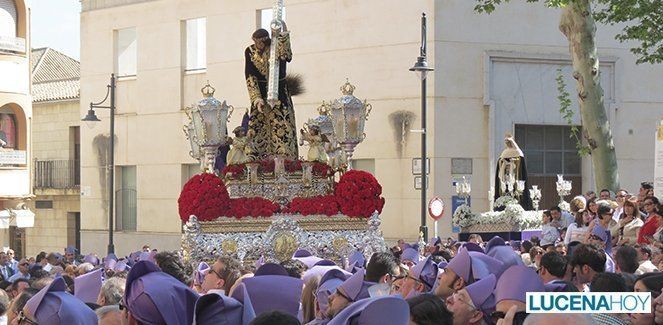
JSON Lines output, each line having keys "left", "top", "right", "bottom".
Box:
{"left": 301, "top": 275, "right": 320, "bottom": 324}
{"left": 632, "top": 273, "right": 663, "bottom": 325}
{"left": 564, "top": 209, "right": 592, "bottom": 245}
{"left": 587, "top": 198, "right": 599, "bottom": 219}
{"left": 612, "top": 199, "right": 644, "bottom": 246}
{"left": 638, "top": 196, "right": 662, "bottom": 244}
{"left": 590, "top": 204, "right": 617, "bottom": 256}
{"left": 540, "top": 211, "right": 560, "bottom": 249}
{"left": 529, "top": 246, "right": 545, "bottom": 270}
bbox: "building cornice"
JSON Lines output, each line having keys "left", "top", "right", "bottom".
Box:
{"left": 81, "top": 0, "right": 157, "bottom": 12}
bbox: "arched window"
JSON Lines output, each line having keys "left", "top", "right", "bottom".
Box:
{"left": 0, "top": 0, "right": 18, "bottom": 38}
{"left": 0, "top": 112, "right": 17, "bottom": 149}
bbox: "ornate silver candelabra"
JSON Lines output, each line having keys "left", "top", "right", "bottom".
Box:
{"left": 555, "top": 174, "right": 572, "bottom": 211}
{"left": 529, "top": 185, "right": 542, "bottom": 211}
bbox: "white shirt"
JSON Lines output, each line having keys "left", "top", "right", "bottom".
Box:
{"left": 612, "top": 207, "right": 623, "bottom": 223}
{"left": 635, "top": 260, "right": 658, "bottom": 275}
{"left": 206, "top": 289, "right": 225, "bottom": 295}
{"left": 605, "top": 253, "right": 615, "bottom": 273}
{"left": 8, "top": 272, "right": 29, "bottom": 282}
{"left": 564, "top": 223, "right": 588, "bottom": 244}
{"left": 541, "top": 224, "right": 560, "bottom": 246}
{"left": 561, "top": 211, "right": 575, "bottom": 228}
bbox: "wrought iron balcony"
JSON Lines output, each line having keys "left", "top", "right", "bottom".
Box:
{"left": 34, "top": 159, "right": 80, "bottom": 189}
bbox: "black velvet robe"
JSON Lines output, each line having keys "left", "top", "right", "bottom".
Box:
{"left": 493, "top": 155, "right": 533, "bottom": 211}
{"left": 244, "top": 32, "right": 298, "bottom": 160}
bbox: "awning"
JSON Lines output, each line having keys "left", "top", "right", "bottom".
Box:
{"left": 0, "top": 209, "right": 35, "bottom": 229}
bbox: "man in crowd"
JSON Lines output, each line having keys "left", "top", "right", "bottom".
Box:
{"left": 494, "top": 265, "right": 544, "bottom": 324}
{"left": 570, "top": 244, "right": 606, "bottom": 290}
{"left": 435, "top": 247, "right": 502, "bottom": 299}
{"left": 599, "top": 189, "right": 612, "bottom": 200}
{"left": 96, "top": 305, "right": 122, "bottom": 325}
{"left": 399, "top": 257, "right": 437, "bottom": 299}
{"left": 96, "top": 276, "right": 125, "bottom": 306}
{"left": 365, "top": 251, "right": 401, "bottom": 286}
{"left": 7, "top": 278, "right": 29, "bottom": 299}
{"left": 614, "top": 245, "right": 639, "bottom": 289}
{"left": 7, "top": 258, "right": 30, "bottom": 282}
{"left": 638, "top": 182, "right": 654, "bottom": 207}
{"left": 549, "top": 206, "right": 574, "bottom": 229}
{"left": 435, "top": 248, "right": 472, "bottom": 299}
{"left": 326, "top": 269, "right": 372, "bottom": 319}
{"left": 635, "top": 245, "right": 659, "bottom": 274}
{"left": 200, "top": 255, "right": 242, "bottom": 295}
{"left": 0, "top": 251, "right": 14, "bottom": 280}
{"left": 123, "top": 261, "right": 198, "bottom": 324}
{"left": 153, "top": 250, "right": 190, "bottom": 284}
{"left": 468, "top": 234, "right": 483, "bottom": 244}
{"left": 6, "top": 249, "right": 17, "bottom": 274}
{"left": 64, "top": 246, "right": 78, "bottom": 265}
{"left": 446, "top": 274, "right": 496, "bottom": 325}
{"left": 538, "top": 252, "right": 568, "bottom": 285}
{"left": 44, "top": 252, "right": 62, "bottom": 272}
{"left": 589, "top": 272, "right": 630, "bottom": 324}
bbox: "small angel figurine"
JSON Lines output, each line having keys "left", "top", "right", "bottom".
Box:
{"left": 300, "top": 124, "right": 328, "bottom": 163}
{"left": 324, "top": 140, "right": 346, "bottom": 171}
{"left": 226, "top": 126, "right": 252, "bottom": 165}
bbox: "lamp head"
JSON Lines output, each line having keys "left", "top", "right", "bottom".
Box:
{"left": 409, "top": 56, "right": 434, "bottom": 80}
{"left": 82, "top": 108, "right": 101, "bottom": 129}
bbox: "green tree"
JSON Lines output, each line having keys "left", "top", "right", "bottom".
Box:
{"left": 475, "top": 0, "right": 663, "bottom": 192}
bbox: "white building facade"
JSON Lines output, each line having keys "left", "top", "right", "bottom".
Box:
{"left": 0, "top": 0, "right": 33, "bottom": 256}
{"left": 79, "top": 0, "right": 663, "bottom": 255}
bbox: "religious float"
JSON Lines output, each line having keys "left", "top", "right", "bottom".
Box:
{"left": 452, "top": 140, "right": 579, "bottom": 240}
{"left": 179, "top": 78, "right": 386, "bottom": 265}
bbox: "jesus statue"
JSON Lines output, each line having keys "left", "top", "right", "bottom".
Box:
{"left": 244, "top": 21, "right": 299, "bottom": 160}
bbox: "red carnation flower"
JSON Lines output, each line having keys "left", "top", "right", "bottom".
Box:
{"left": 178, "top": 173, "right": 231, "bottom": 222}
{"left": 334, "top": 170, "right": 386, "bottom": 218}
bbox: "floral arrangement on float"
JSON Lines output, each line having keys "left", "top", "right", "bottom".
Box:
{"left": 452, "top": 196, "right": 542, "bottom": 232}
{"left": 178, "top": 168, "right": 385, "bottom": 221}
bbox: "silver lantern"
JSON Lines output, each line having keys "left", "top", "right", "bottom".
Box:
{"left": 324, "top": 80, "right": 372, "bottom": 168}
{"left": 184, "top": 83, "right": 234, "bottom": 173}
{"left": 183, "top": 121, "right": 203, "bottom": 172}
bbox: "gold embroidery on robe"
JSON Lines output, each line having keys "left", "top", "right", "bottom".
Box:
{"left": 276, "top": 32, "right": 292, "bottom": 61}
{"left": 249, "top": 46, "right": 270, "bottom": 77}
{"left": 246, "top": 76, "right": 262, "bottom": 104}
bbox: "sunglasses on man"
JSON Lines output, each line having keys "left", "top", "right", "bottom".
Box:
{"left": 490, "top": 310, "right": 528, "bottom": 324}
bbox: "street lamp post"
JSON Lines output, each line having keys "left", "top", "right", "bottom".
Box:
{"left": 410, "top": 13, "right": 434, "bottom": 243}
{"left": 82, "top": 73, "right": 116, "bottom": 255}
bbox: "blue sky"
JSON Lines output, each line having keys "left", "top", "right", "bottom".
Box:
{"left": 30, "top": 0, "right": 80, "bottom": 60}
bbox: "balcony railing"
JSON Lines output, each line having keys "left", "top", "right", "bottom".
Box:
{"left": 34, "top": 159, "right": 80, "bottom": 189}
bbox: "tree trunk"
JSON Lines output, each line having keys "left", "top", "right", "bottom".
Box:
{"left": 559, "top": 0, "right": 619, "bottom": 192}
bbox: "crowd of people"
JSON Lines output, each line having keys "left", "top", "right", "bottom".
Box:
{"left": 0, "top": 183, "right": 661, "bottom": 324}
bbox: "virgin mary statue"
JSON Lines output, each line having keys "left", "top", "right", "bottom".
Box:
{"left": 494, "top": 135, "right": 533, "bottom": 210}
